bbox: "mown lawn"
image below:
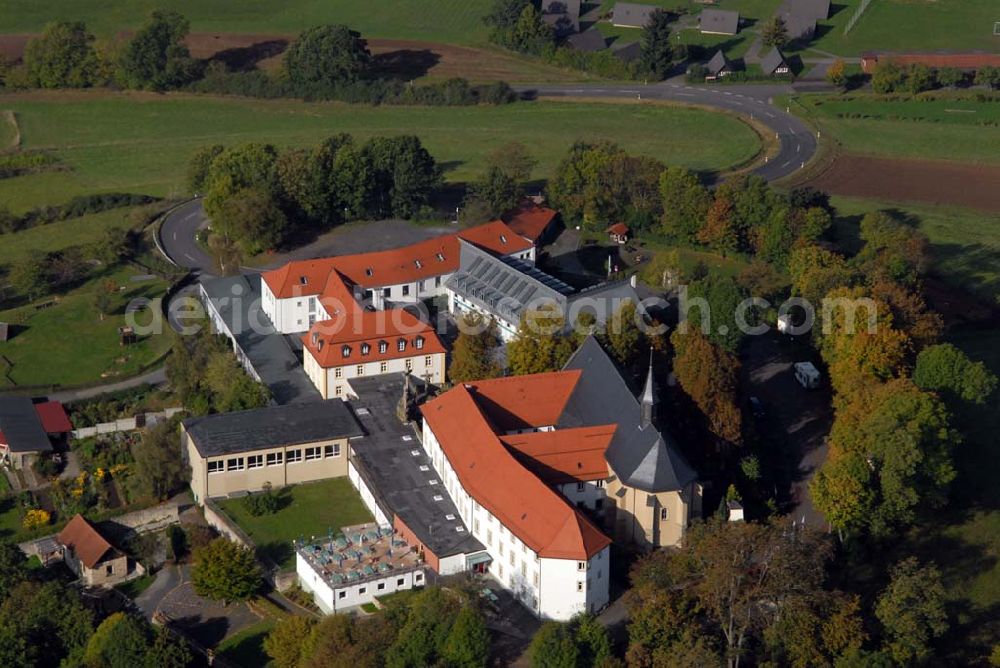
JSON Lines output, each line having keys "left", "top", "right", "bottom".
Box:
{"left": 215, "top": 619, "right": 276, "bottom": 668}
{"left": 0, "top": 112, "right": 16, "bottom": 149}
{"left": 829, "top": 196, "right": 1000, "bottom": 300}
{"left": 0, "top": 209, "right": 136, "bottom": 266}
{"left": 0, "top": 92, "right": 761, "bottom": 212}
{"left": 0, "top": 0, "right": 494, "bottom": 45}
{"left": 804, "top": 0, "right": 1000, "bottom": 57}
{"left": 788, "top": 94, "right": 1000, "bottom": 165}
{"left": 0, "top": 266, "right": 172, "bottom": 389}
{"left": 217, "top": 478, "right": 373, "bottom": 570}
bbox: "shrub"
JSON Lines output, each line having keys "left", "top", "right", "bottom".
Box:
{"left": 242, "top": 482, "right": 281, "bottom": 517}
{"left": 22, "top": 509, "right": 51, "bottom": 530}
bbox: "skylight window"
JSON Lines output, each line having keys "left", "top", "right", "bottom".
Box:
{"left": 436, "top": 253, "right": 445, "bottom": 262}
{"left": 341, "top": 345, "right": 351, "bottom": 358}
{"left": 415, "top": 260, "right": 423, "bottom": 269}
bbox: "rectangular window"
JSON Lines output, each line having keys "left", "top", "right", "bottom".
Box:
{"left": 415, "top": 573, "right": 423, "bottom": 583}
{"left": 576, "top": 482, "right": 585, "bottom": 493}
{"left": 487, "top": 529, "right": 493, "bottom": 545}
{"left": 521, "top": 562, "right": 526, "bottom": 577}
{"left": 383, "top": 288, "right": 391, "bottom": 298}
{"left": 405, "top": 359, "right": 413, "bottom": 372}
{"left": 377, "top": 582, "right": 386, "bottom": 591}
{"left": 424, "top": 355, "right": 432, "bottom": 367}
{"left": 435, "top": 276, "right": 442, "bottom": 287}
{"left": 402, "top": 285, "right": 410, "bottom": 296}
{"left": 247, "top": 455, "right": 263, "bottom": 470}
{"left": 577, "top": 581, "right": 584, "bottom": 592}
{"left": 509, "top": 552, "right": 515, "bottom": 567}
{"left": 660, "top": 507, "right": 668, "bottom": 521}
{"left": 305, "top": 447, "right": 322, "bottom": 461}
{"left": 338, "top": 591, "right": 346, "bottom": 600}
{"left": 207, "top": 460, "right": 224, "bottom": 474}
{"left": 499, "top": 543, "right": 505, "bottom": 557}
{"left": 380, "top": 361, "right": 388, "bottom": 373}
{"left": 335, "top": 385, "right": 343, "bottom": 397}
{"left": 324, "top": 444, "right": 342, "bottom": 458}
{"left": 577, "top": 561, "right": 587, "bottom": 572}
{"left": 474, "top": 519, "right": 481, "bottom": 533}
{"left": 533, "top": 572, "right": 539, "bottom": 588}
{"left": 356, "top": 365, "right": 364, "bottom": 376}
{"left": 397, "top": 578, "right": 405, "bottom": 586}
{"left": 267, "top": 452, "right": 283, "bottom": 467}
{"left": 358, "top": 587, "right": 366, "bottom": 595}
{"left": 595, "top": 479, "right": 605, "bottom": 489}
{"left": 397, "top": 339, "right": 406, "bottom": 352}
{"left": 308, "top": 297, "right": 316, "bottom": 312}
{"left": 286, "top": 449, "right": 302, "bottom": 464}
{"left": 226, "top": 457, "right": 244, "bottom": 472}
{"left": 334, "top": 367, "right": 343, "bottom": 378}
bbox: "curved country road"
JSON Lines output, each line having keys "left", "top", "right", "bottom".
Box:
{"left": 158, "top": 84, "right": 816, "bottom": 272}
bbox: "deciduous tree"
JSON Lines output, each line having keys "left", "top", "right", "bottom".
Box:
{"left": 265, "top": 616, "right": 316, "bottom": 668}
{"left": 449, "top": 314, "right": 503, "bottom": 383}
{"left": 659, "top": 166, "right": 711, "bottom": 242}
{"left": 913, "top": 342, "right": 998, "bottom": 404}
{"left": 132, "top": 417, "right": 190, "bottom": 501}
{"left": 507, "top": 306, "right": 577, "bottom": 375}
{"left": 215, "top": 186, "right": 288, "bottom": 255}
{"left": 486, "top": 141, "right": 537, "bottom": 184}
{"left": 118, "top": 10, "right": 198, "bottom": 90}
{"left": 826, "top": 59, "right": 847, "bottom": 88}
{"left": 875, "top": 558, "right": 948, "bottom": 664}
{"left": 671, "top": 329, "right": 742, "bottom": 444}
{"left": 23, "top": 21, "right": 98, "bottom": 88}
{"left": 761, "top": 16, "right": 789, "bottom": 47}
{"left": 284, "top": 25, "right": 372, "bottom": 86}
{"left": 191, "top": 538, "right": 263, "bottom": 603}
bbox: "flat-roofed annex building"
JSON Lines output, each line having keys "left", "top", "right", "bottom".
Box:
{"left": 183, "top": 400, "right": 363, "bottom": 503}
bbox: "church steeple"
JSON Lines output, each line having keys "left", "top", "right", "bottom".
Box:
{"left": 640, "top": 348, "right": 656, "bottom": 427}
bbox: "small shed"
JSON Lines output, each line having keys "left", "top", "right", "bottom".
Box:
{"left": 607, "top": 223, "right": 630, "bottom": 245}
{"left": 699, "top": 8, "right": 740, "bottom": 35}
{"left": 705, "top": 50, "right": 733, "bottom": 79}
{"left": 57, "top": 514, "right": 143, "bottom": 587}
{"left": 760, "top": 47, "right": 790, "bottom": 76}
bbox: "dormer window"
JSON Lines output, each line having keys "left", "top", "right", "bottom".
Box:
{"left": 341, "top": 345, "right": 351, "bottom": 358}
{"left": 378, "top": 341, "right": 388, "bottom": 354}
{"left": 500, "top": 234, "right": 507, "bottom": 244}
{"left": 365, "top": 268, "right": 373, "bottom": 277}
{"left": 435, "top": 253, "right": 445, "bottom": 262}
{"left": 397, "top": 339, "right": 406, "bottom": 352}
{"left": 361, "top": 343, "right": 370, "bottom": 355}
{"left": 415, "top": 260, "right": 423, "bottom": 269}
{"left": 299, "top": 276, "right": 308, "bottom": 285}
{"left": 415, "top": 336, "right": 424, "bottom": 350}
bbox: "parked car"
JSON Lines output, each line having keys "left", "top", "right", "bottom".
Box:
{"left": 749, "top": 396, "right": 765, "bottom": 418}
{"left": 794, "top": 361, "right": 821, "bottom": 389}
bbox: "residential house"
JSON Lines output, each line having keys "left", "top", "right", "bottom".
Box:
{"left": 780, "top": 12, "right": 817, "bottom": 42}
{"left": 705, "top": 50, "right": 733, "bottom": 79}
{"left": 503, "top": 203, "right": 561, "bottom": 248}
{"left": 788, "top": 0, "right": 830, "bottom": 21}
{"left": 58, "top": 514, "right": 141, "bottom": 587}
{"left": 699, "top": 8, "right": 740, "bottom": 35}
{"left": 761, "top": 47, "right": 790, "bottom": 76}
{"left": 301, "top": 309, "right": 446, "bottom": 400}
{"left": 607, "top": 223, "right": 630, "bottom": 245}
{"left": 612, "top": 41, "right": 643, "bottom": 64}
{"left": 612, "top": 2, "right": 658, "bottom": 28}
{"left": 183, "top": 400, "right": 363, "bottom": 504}
{"left": 0, "top": 397, "right": 71, "bottom": 469}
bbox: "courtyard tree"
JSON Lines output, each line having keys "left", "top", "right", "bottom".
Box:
{"left": 670, "top": 329, "right": 742, "bottom": 445}
{"left": 441, "top": 606, "right": 491, "bottom": 668}
{"left": 604, "top": 299, "right": 644, "bottom": 369}
{"left": 507, "top": 306, "right": 577, "bottom": 375}
{"left": 132, "top": 417, "right": 190, "bottom": 501}
{"left": 449, "top": 313, "right": 502, "bottom": 383}
{"left": 191, "top": 538, "right": 263, "bottom": 604}
{"left": 284, "top": 25, "right": 372, "bottom": 86}
{"left": 640, "top": 9, "right": 675, "bottom": 80}
{"left": 761, "top": 16, "right": 788, "bottom": 48}
{"left": 23, "top": 21, "right": 99, "bottom": 88}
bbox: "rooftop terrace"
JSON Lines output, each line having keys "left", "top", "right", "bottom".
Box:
{"left": 295, "top": 522, "right": 422, "bottom": 588}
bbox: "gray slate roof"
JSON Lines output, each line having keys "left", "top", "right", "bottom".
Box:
{"left": 706, "top": 49, "right": 731, "bottom": 75}
{"left": 699, "top": 8, "right": 740, "bottom": 34}
{"left": 787, "top": 0, "right": 829, "bottom": 21}
{"left": 446, "top": 240, "right": 572, "bottom": 324}
{"left": 760, "top": 47, "right": 787, "bottom": 75}
{"left": 183, "top": 399, "right": 363, "bottom": 458}
{"left": 612, "top": 2, "right": 658, "bottom": 28}
{"left": 0, "top": 397, "right": 53, "bottom": 453}
{"left": 781, "top": 12, "right": 816, "bottom": 40}
{"left": 612, "top": 41, "right": 643, "bottom": 63}
{"left": 542, "top": 0, "right": 581, "bottom": 18}
{"left": 543, "top": 12, "right": 580, "bottom": 36}
{"left": 566, "top": 29, "right": 607, "bottom": 52}
{"left": 560, "top": 337, "right": 696, "bottom": 493}
{"left": 200, "top": 274, "right": 322, "bottom": 405}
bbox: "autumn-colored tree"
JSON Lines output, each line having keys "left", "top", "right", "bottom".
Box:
{"left": 763, "top": 592, "right": 866, "bottom": 667}
{"left": 826, "top": 59, "right": 847, "bottom": 88}
{"left": 875, "top": 558, "right": 948, "bottom": 664}
{"left": 448, "top": 313, "right": 503, "bottom": 383}
{"left": 697, "top": 195, "right": 738, "bottom": 254}
{"left": 856, "top": 210, "right": 932, "bottom": 286}
{"left": 788, "top": 244, "right": 856, "bottom": 305}
{"left": 507, "top": 305, "right": 577, "bottom": 375}
{"left": 604, "top": 299, "right": 644, "bottom": 369}
{"left": 671, "top": 329, "right": 742, "bottom": 444}
{"left": 869, "top": 279, "right": 942, "bottom": 349}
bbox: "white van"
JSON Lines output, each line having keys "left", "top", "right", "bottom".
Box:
{"left": 794, "top": 362, "right": 821, "bottom": 389}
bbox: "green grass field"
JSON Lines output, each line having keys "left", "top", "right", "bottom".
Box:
{"left": 830, "top": 196, "right": 1000, "bottom": 299}
{"left": 0, "top": 112, "right": 17, "bottom": 150}
{"left": 806, "top": 0, "right": 1000, "bottom": 57}
{"left": 0, "top": 0, "right": 494, "bottom": 45}
{"left": 215, "top": 619, "right": 276, "bottom": 667}
{"left": 0, "top": 266, "right": 172, "bottom": 389}
{"left": 0, "top": 92, "right": 761, "bottom": 212}
{"left": 217, "top": 478, "right": 373, "bottom": 570}
{"left": 790, "top": 94, "right": 1000, "bottom": 165}
{"left": 0, "top": 209, "right": 135, "bottom": 266}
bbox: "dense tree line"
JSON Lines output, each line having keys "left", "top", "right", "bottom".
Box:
{"left": 2, "top": 14, "right": 517, "bottom": 107}
{"left": 263, "top": 586, "right": 491, "bottom": 667}
{"left": 871, "top": 60, "right": 1000, "bottom": 94}
{"left": 190, "top": 134, "right": 441, "bottom": 255}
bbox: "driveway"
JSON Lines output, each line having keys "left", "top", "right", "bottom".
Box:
{"left": 742, "top": 331, "right": 832, "bottom": 527}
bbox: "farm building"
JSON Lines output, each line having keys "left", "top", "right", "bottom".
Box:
{"left": 699, "top": 8, "right": 740, "bottom": 35}
{"left": 761, "top": 47, "right": 790, "bottom": 76}
{"left": 612, "top": 2, "right": 658, "bottom": 28}
{"left": 58, "top": 514, "right": 144, "bottom": 587}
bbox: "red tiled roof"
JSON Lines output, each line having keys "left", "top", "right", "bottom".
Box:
{"left": 503, "top": 204, "right": 558, "bottom": 243}
{"left": 262, "top": 221, "right": 532, "bottom": 298}
{"left": 500, "top": 425, "right": 615, "bottom": 485}
{"left": 34, "top": 401, "right": 72, "bottom": 434}
{"left": 58, "top": 514, "right": 116, "bottom": 569}
{"left": 463, "top": 371, "right": 581, "bottom": 432}
{"left": 607, "top": 223, "right": 629, "bottom": 236}
{"left": 421, "top": 384, "right": 611, "bottom": 560}
{"left": 303, "top": 309, "right": 446, "bottom": 368}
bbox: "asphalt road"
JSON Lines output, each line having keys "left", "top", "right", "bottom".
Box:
{"left": 158, "top": 198, "right": 214, "bottom": 273}
{"left": 520, "top": 82, "right": 817, "bottom": 181}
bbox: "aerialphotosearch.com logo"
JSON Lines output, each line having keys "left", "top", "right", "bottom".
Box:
{"left": 120, "top": 283, "right": 880, "bottom": 340}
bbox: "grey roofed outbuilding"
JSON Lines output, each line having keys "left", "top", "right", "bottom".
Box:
{"left": 780, "top": 12, "right": 816, "bottom": 41}
{"left": 559, "top": 337, "right": 696, "bottom": 493}
{"left": 0, "top": 397, "right": 53, "bottom": 453}
{"left": 183, "top": 399, "right": 363, "bottom": 458}
{"left": 706, "top": 49, "right": 731, "bottom": 76}
{"left": 760, "top": 47, "right": 788, "bottom": 75}
{"left": 612, "top": 41, "right": 643, "bottom": 63}
{"left": 787, "top": 0, "right": 829, "bottom": 21}
{"left": 542, "top": 0, "right": 581, "bottom": 18}
{"left": 543, "top": 12, "right": 580, "bottom": 37}
{"left": 200, "top": 273, "right": 322, "bottom": 405}
{"left": 612, "top": 2, "right": 658, "bottom": 28}
{"left": 446, "top": 240, "right": 572, "bottom": 325}
{"left": 566, "top": 29, "right": 607, "bottom": 52}
{"left": 699, "top": 8, "right": 740, "bottom": 34}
